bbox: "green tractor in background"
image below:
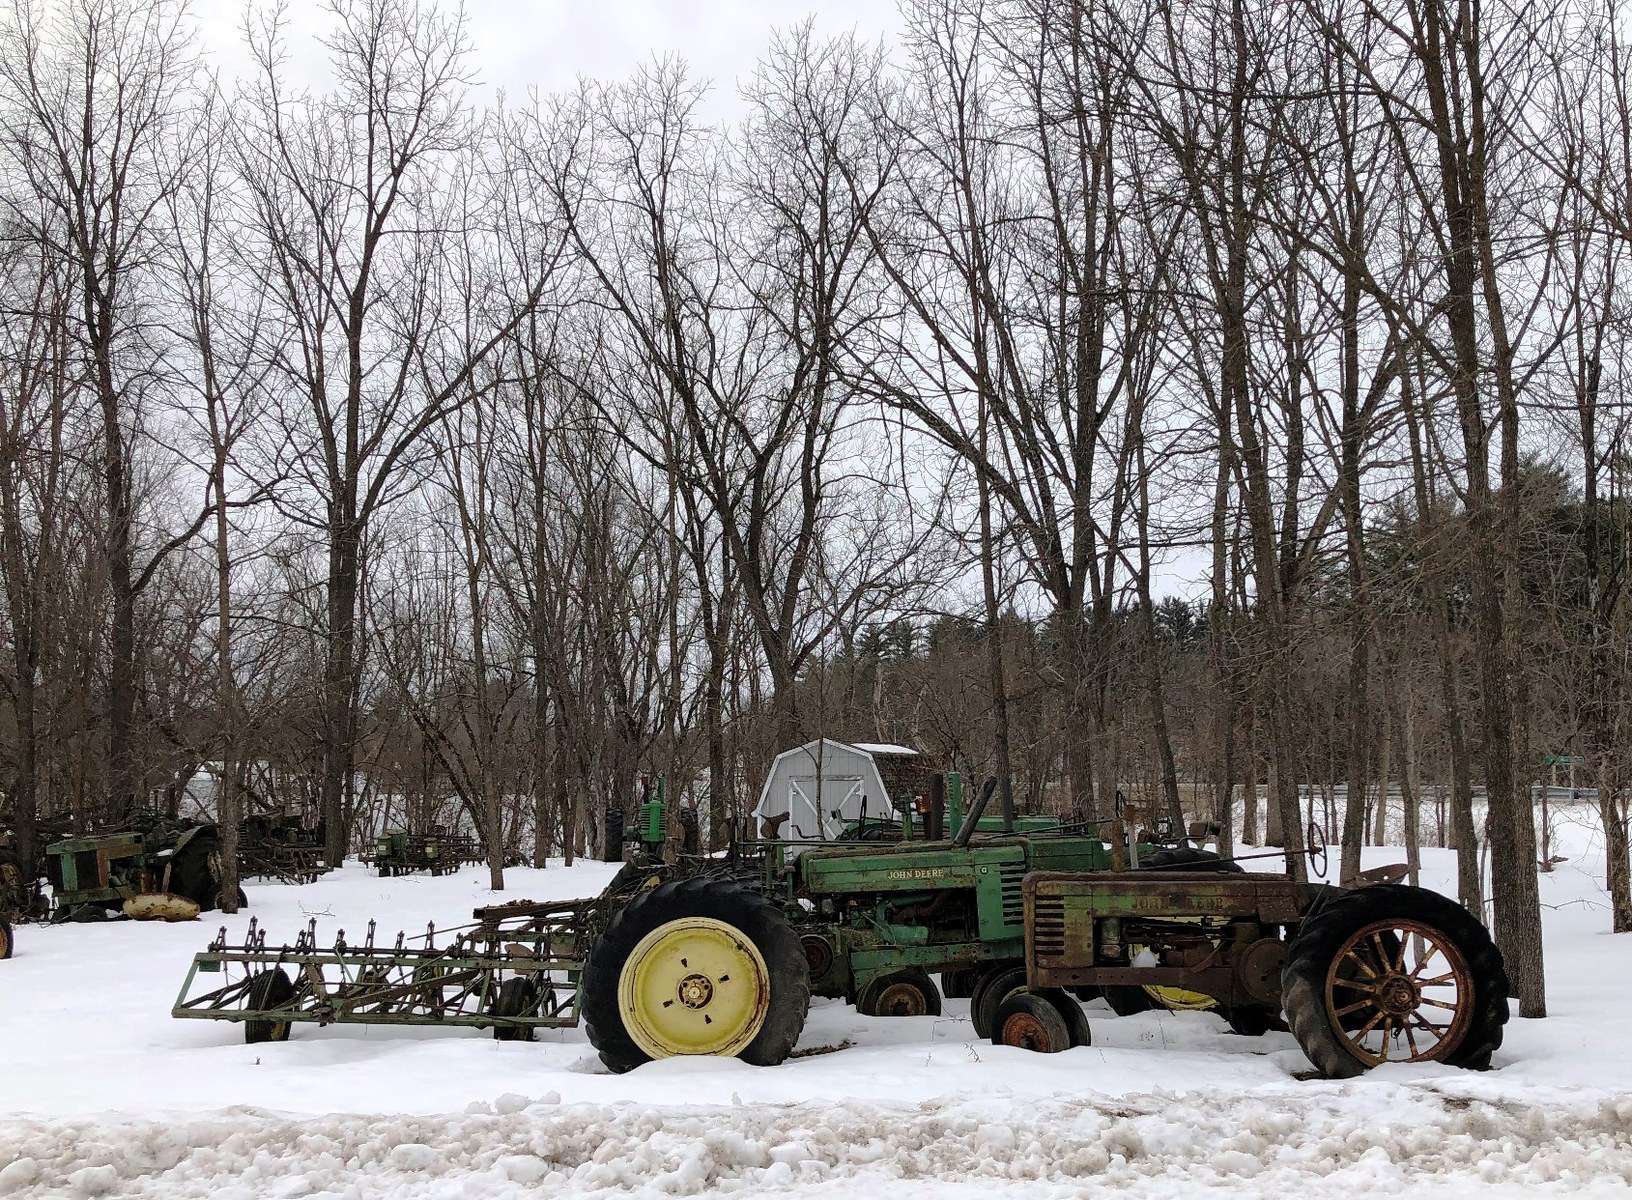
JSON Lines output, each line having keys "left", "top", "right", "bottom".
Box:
{"left": 44, "top": 817, "right": 243, "bottom": 921}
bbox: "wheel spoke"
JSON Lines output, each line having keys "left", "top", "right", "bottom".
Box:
{"left": 1343, "top": 950, "right": 1381, "bottom": 981}
{"left": 1370, "top": 932, "right": 1391, "bottom": 972}
{"left": 1352, "top": 1010, "right": 1386, "bottom": 1041}
{"left": 1334, "top": 972, "right": 1380, "bottom": 993}
{"left": 1404, "top": 1022, "right": 1421, "bottom": 1059}
{"left": 1374, "top": 1015, "right": 1400, "bottom": 1058}
{"left": 1415, "top": 972, "right": 1458, "bottom": 987}
{"left": 1389, "top": 933, "right": 1408, "bottom": 973}
{"left": 1409, "top": 944, "right": 1442, "bottom": 980}
{"left": 1421, "top": 997, "right": 1460, "bottom": 1012}
{"left": 1334, "top": 998, "right": 1375, "bottom": 1018}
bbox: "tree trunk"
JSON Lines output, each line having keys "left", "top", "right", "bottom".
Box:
{"left": 1372, "top": 696, "right": 1393, "bottom": 847}
{"left": 321, "top": 527, "right": 361, "bottom": 867}
{"left": 1398, "top": 689, "right": 1422, "bottom": 887}
{"left": 213, "top": 443, "right": 240, "bottom": 914}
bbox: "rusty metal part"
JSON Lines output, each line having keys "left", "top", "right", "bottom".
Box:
{"left": 800, "top": 933, "right": 835, "bottom": 980}
{"left": 1236, "top": 937, "right": 1288, "bottom": 1005}
{"left": 1347, "top": 863, "right": 1411, "bottom": 889}
{"left": 1160, "top": 935, "right": 1218, "bottom": 969}
{"left": 1322, "top": 918, "right": 1474, "bottom": 1066}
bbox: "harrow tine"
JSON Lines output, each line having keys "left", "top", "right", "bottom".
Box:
{"left": 365, "top": 919, "right": 376, "bottom": 950}
{"left": 334, "top": 929, "right": 347, "bottom": 953}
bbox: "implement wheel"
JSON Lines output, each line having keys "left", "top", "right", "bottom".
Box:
{"left": 858, "top": 968, "right": 942, "bottom": 1017}
{"left": 583, "top": 876, "right": 809, "bottom": 1073}
{"left": 1282, "top": 884, "right": 1508, "bottom": 1078}
{"left": 991, "top": 993, "right": 1073, "bottom": 1053}
{"left": 0, "top": 915, "right": 11, "bottom": 960}
{"left": 491, "top": 977, "right": 539, "bottom": 1042}
{"left": 245, "top": 969, "right": 295, "bottom": 1044}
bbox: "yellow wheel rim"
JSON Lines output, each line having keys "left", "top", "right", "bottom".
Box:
{"left": 617, "top": 917, "right": 770, "bottom": 1059}
{"left": 1145, "top": 985, "right": 1217, "bottom": 1011}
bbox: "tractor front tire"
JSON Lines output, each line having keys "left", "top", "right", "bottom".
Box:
{"left": 1036, "top": 987, "right": 1091, "bottom": 1047}
{"left": 1282, "top": 884, "right": 1508, "bottom": 1079}
{"left": 991, "top": 993, "right": 1073, "bottom": 1053}
{"left": 245, "top": 969, "right": 295, "bottom": 1045}
{"left": 582, "top": 876, "right": 809, "bottom": 1074}
{"left": 858, "top": 968, "right": 942, "bottom": 1017}
{"left": 970, "top": 964, "right": 1029, "bottom": 1039}
{"left": 1103, "top": 985, "right": 1155, "bottom": 1016}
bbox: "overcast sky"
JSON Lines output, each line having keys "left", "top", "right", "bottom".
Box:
{"left": 193, "top": 0, "right": 904, "bottom": 117}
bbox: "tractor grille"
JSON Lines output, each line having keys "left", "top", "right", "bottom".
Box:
{"left": 999, "top": 864, "right": 1026, "bottom": 928}
{"left": 1032, "top": 895, "right": 1067, "bottom": 957}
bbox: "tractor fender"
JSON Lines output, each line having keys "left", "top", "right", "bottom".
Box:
{"left": 169, "top": 825, "right": 218, "bottom": 856}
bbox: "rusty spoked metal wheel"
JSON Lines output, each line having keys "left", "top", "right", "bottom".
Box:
{"left": 1324, "top": 918, "right": 1474, "bottom": 1066}
{"left": 0, "top": 914, "right": 12, "bottom": 960}
{"left": 1283, "top": 884, "right": 1509, "bottom": 1079}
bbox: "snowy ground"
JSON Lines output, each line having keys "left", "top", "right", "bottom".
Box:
{"left": 2, "top": 805, "right": 1630, "bottom": 1197}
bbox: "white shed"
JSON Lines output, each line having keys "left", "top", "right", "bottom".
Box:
{"left": 753, "top": 738, "right": 922, "bottom": 845}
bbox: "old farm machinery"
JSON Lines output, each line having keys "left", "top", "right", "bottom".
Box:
{"left": 174, "top": 900, "right": 589, "bottom": 1042}
{"left": 370, "top": 829, "right": 484, "bottom": 878}
{"left": 172, "top": 777, "right": 1508, "bottom": 1079}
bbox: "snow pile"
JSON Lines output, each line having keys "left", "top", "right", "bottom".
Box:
{"left": 2, "top": 1083, "right": 1629, "bottom": 1198}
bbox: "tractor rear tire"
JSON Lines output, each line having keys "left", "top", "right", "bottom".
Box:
{"left": 245, "top": 969, "right": 295, "bottom": 1044}
{"left": 0, "top": 915, "right": 11, "bottom": 960}
{"left": 970, "top": 964, "right": 1029, "bottom": 1039}
{"left": 491, "top": 977, "right": 539, "bottom": 1042}
{"left": 1036, "top": 987, "right": 1091, "bottom": 1047}
{"left": 991, "top": 993, "right": 1073, "bottom": 1053}
{"left": 1282, "top": 884, "right": 1508, "bottom": 1079}
{"left": 858, "top": 969, "right": 942, "bottom": 1017}
{"left": 582, "top": 876, "right": 809, "bottom": 1074}
{"left": 171, "top": 837, "right": 223, "bottom": 911}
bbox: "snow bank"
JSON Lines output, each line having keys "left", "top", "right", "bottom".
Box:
{"left": 2, "top": 1084, "right": 1629, "bottom": 1198}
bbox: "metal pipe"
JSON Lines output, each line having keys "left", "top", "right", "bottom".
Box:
{"left": 952, "top": 777, "right": 998, "bottom": 848}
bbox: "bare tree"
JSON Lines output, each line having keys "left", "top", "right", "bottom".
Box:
{"left": 237, "top": 0, "right": 547, "bottom": 863}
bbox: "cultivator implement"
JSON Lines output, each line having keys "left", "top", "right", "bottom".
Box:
{"left": 172, "top": 898, "right": 595, "bottom": 1041}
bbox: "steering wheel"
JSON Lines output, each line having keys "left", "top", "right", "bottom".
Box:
{"left": 1305, "top": 820, "right": 1329, "bottom": 879}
